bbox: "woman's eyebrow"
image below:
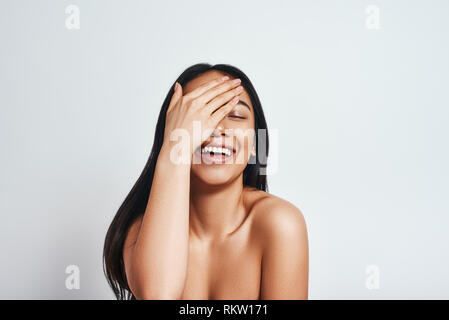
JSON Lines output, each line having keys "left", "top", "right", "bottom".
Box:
{"left": 237, "top": 100, "right": 251, "bottom": 111}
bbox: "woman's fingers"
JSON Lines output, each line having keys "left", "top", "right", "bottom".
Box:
{"left": 205, "top": 85, "right": 243, "bottom": 114}
{"left": 195, "top": 78, "right": 241, "bottom": 106}
{"left": 183, "top": 76, "right": 229, "bottom": 100}
{"left": 166, "top": 82, "right": 183, "bottom": 113}
{"left": 209, "top": 95, "right": 240, "bottom": 125}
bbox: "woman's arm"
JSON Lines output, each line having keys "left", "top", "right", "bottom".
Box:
{"left": 122, "top": 77, "right": 243, "bottom": 299}
{"left": 123, "top": 146, "right": 191, "bottom": 299}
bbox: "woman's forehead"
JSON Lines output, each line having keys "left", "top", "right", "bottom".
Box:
{"left": 183, "top": 70, "right": 228, "bottom": 93}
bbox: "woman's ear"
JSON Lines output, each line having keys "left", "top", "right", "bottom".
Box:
{"left": 250, "top": 136, "right": 257, "bottom": 157}
{"left": 251, "top": 144, "right": 256, "bottom": 157}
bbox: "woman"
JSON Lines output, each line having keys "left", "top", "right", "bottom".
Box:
{"left": 103, "top": 63, "right": 309, "bottom": 300}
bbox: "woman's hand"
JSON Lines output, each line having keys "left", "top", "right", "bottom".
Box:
{"left": 162, "top": 76, "right": 243, "bottom": 163}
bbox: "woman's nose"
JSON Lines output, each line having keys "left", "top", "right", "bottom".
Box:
{"left": 211, "top": 123, "right": 227, "bottom": 137}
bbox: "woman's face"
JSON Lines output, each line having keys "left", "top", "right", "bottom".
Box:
{"left": 183, "top": 70, "right": 256, "bottom": 186}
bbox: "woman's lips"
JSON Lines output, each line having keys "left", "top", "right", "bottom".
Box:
{"left": 194, "top": 146, "right": 235, "bottom": 164}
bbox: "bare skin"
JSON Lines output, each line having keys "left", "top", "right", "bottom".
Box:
{"left": 123, "top": 71, "right": 309, "bottom": 299}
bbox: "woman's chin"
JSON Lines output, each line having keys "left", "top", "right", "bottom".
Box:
{"left": 191, "top": 165, "right": 238, "bottom": 187}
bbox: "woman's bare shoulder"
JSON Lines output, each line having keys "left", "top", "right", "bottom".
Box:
{"left": 244, "top": 187, "right": 307, "bottom": 245}
{"left": 244, "top": 188, "right": 309, "bottom": 299}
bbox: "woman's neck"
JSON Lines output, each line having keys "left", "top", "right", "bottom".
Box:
{"left": 189, "top": 174, "right": 247, "bottom": 241}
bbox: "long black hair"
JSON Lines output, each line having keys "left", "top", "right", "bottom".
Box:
{"left": 103, "top": 63, "right": 269, "bottom": 300}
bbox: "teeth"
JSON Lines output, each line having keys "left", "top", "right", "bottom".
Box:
{"left": 201, "top": 146, "right": 232, "bottom": 156}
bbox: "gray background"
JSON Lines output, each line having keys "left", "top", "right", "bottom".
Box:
{"left": 1, "top": 0, "right": 448, "bottom": 299}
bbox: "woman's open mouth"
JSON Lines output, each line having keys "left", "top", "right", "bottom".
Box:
{"left": 195, "top": 145, "right": 235, "bottom": 164}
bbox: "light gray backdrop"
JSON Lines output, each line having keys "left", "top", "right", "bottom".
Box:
{"left": 1, "top": 0, "right": 448, "bottom": 299}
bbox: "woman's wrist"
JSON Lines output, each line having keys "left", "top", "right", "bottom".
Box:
{"left": 158, "top": 141, "right": 193, "bottom": 168}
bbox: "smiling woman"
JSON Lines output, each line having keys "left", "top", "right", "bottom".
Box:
{"left": 103, "top": 63, "right": 309, "bottom": 300}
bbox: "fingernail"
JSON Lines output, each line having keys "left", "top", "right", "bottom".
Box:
{"left": 221, "top": 76, "right": 230, "bottom": 81}
{"left": 174, "top": 82, "right": 178, "bottom": 92}
{"left": 232, "top": 78, "right": 241, "bottom": 85}
{"left": 236, "top": 85, "right": 243, "bottom": 92}
{"left": 232, "top": 96, "right": 239, "bottom": 103}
